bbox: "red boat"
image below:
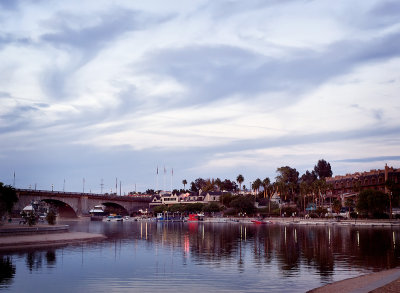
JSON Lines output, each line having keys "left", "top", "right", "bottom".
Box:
{"left": 251, "top": 220, "right": 272, "bottom": 224}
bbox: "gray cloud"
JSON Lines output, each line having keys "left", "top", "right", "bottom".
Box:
{"left": 198, "top": 125, "right": 400, "bottom": 155}
{"left": 137, "top": 30, "right": 400, "bottom": 107}
{"left": 0, "top": 104, "right": 41, "bottom": 134}
{"left": 0, "top": 0, "right": 19, "bottom": 10}
{"left": 40, "top": 8, "right": 173, "bottom": 100}
{"left": 368, "top": 1, "right": 400, "bottom": 28}
{"left": 336, "top": 156, "right": 400, "bottom": 163}
{"left": 0, "top": 34, "right": 32, "bottom": 50}
{"left": 199, "top": 0, "right": 298, "bottom": 19}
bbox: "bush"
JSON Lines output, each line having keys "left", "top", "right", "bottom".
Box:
{"left": 230, "top": 195, "right": 255, "bottom": 215}
{"left": 223, "top": 208, "right": 238, "bottom": 216}
{"left": 357, "top": 189, "right": 389, "bottom": 218}
{"left": 257, "top": 197, "right": 268, "bottom": 206}
{"left": 27, "top": 212, "right": 37, "bottom": 226}
{"left": 281, "top": 206, "right": 298, "bottom": 217}
{"left": 46, "top": 210, "right": 57, "bottom": 225}
{"left": 349, "top": 211, "right": 358, "bottom": 219}
{"left": 271, "top": 208, "right": 281, "bottom": 216}
{"left": 202, "top": 202, "right": 220, "bottom": 214}
{"left": 372, "top": 212, "right": 389, "bottom": 219}
{"left": 315, "top": 207, "right": 328, "bottom": 218}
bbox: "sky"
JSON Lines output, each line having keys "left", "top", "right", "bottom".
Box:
{"left": 1, "top": 0, "right": 400, "bottom": 194}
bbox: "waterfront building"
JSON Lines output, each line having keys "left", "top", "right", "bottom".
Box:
{"left": 326, "top": 164, "right": 400, "bottom": 202}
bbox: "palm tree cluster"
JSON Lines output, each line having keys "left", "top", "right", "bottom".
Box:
{"left": 234, "top": 159, "right": 333, "bottom": 214}
{"left": 177, "top": 159, "right": 333, "bottom": 215}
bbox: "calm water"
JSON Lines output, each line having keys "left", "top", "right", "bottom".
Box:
{"left": 1, "top": 221, "right": 400, "bottom": 292}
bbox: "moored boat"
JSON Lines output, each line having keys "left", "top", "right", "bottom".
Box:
{"left": 104, "top": 214, "right": 123, "bottom": 222}
{"left": 251, "top": 219, "right": 273, "bottom": 224}
{"left": 89, "top": 205, "right": 107, "bottom": 221}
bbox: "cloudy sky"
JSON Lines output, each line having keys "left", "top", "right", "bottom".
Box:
{"left": 1, "top": 0, "right": 399, "bottom": 193}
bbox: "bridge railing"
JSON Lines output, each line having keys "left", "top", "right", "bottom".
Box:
{"left": 17, "top": 189, "right": 152, "bottom": 201}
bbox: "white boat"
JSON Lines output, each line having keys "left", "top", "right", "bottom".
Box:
{"left": 89, "top": 205, "right": 107, "bottom": 221}
{"left": 103, "top": 214, "right": 123, "bottom": 222}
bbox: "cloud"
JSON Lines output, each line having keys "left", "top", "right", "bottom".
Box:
{"left": 368, "top": 0, "right": 400, "bottom": 28}
{"left": 200, "top": 0, "right": 297, "bottom": 19}
{"left": 40, "top": 8, "right": 172, "bottom": 100}
{"left": 136, "top": 30, "right": 400, "bottom": 108}
{"left": 336, "top": 156, "right": 400, "bottom": 163}
{"left": 1, "top": 0, "right": 399, "bottom": 191}
{"left": 0, "top": 34, "right": 32, "bottom": 50}
{"left": 0, "top": 0, "right": 19, "bottom": 10}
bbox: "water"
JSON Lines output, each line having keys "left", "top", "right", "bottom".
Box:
{"left": 1, "top": 221, "right": 400, "bottom": 292}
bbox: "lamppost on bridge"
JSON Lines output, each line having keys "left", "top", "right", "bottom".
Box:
{"left": 51, "top": 184, "right": 54, "bottom": 192}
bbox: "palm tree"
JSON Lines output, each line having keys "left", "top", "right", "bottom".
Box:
{"left": 182, "top": 179, "right": 187, "bottom": 191}
{"left": 262, "top": 177, "right": 272, "bottom": 213}
{"left": 262, "top": 177, "right": 271, "bottom": 198}
{"left": 236, "top": 174, "right": 244, "bottom": 193}
{"left": 253, "top": 178, "right": 262, "bottom": 196}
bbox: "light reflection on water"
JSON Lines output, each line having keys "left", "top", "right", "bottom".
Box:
{"left": 1, "top": 221, "right": 400, "bottom": 292}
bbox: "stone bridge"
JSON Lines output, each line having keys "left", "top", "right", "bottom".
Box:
{"left": 15, "top": 189, "right": 152, "bottom": 217}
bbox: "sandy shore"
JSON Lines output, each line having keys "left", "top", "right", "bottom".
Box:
{"left": 308, "top": 268, "right": 400, "bottom": 293}
{"left": 0, "top": 231, "right": 106, "bottom": 251}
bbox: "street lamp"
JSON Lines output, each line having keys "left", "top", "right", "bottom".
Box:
{"left": 51, "top": 184, "right": 54, "bottom": 192}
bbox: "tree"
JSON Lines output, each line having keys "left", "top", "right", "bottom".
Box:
{"left": 262, "top": 177, "right": 271, "bottom": 199}
{"left": 220, "top": 179, "right": 237, "bottom": 192}
{"left": 356, "top": 189, "right": 389, "bottom": 218}
{"left": 385, "top": 179, "right": 400, "bottom": 219}
{"left": 312, "top": 179, "right": 328, "bottom": 207}
{"left": 345, "top": 198, "right": 355, "bottom": 214}
{"left": 186, "top": 203, "right": 204, "bottom": 213}
{"left": 230, "top": 195, "right": 255, "bottom": 215}
{"left": 314, "top": 159, "right": 333, "bottom": 179}
{"left": 182, "top": 179, "right": 187, "bottom": 190}
{"left": 275, "top": 166, "right": 299, "bottom": 201}
{"left": 332, "top": 199, "right": 342, "bottom": 214}
{"left": 252, "top": 178, "right": 262, "bottom": 195}
{"left": 190, "top": 182, "right": 198, "bottom": 192}
{"left": 0, "top": 183, "right": 18, "bottom": 220}
{"left": 299, "top": 170, "right": 317, "bottom": 212}
{"left": 236, "top": 174, "right": 244, "bottom": 193}
{"left": 220, "top": 193, "right": 236, "bottom": 207}
{"left": 202, "top": 202, "right": 221, "bottom": 214}
{"left": 153, "top": 205, "right": 169, "bottom": 214}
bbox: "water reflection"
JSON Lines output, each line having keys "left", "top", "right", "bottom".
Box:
{"left": 29, "top": 221, "right": 397, "bottom": 292}
{"left": 125, "top": 223, "right": 400, "bottom": 274}
{"left": 0, "top": 256, "right": 15, "bottom": 288}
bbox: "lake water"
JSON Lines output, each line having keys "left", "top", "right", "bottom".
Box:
{"left": 1, "top": 221, "right": 400, "bottom": 292}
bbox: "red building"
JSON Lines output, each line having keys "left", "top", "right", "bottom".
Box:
{"left": 326, "top": 164, "right": 400, "bottom": 202}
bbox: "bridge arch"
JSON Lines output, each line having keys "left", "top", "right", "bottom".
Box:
{"left": 100, "top": 202, "right": 129, "bottom": 216}
{"left": 41, "top": 199, "right": 78, "bottom": 218}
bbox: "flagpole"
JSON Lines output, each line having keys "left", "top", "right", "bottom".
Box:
{"left": 163, "top": 166, "right": 166, "bottom": 192}
{"left": 171, "top": 168, "right": 173, "bottom": 192}
{"left": 156, "top": 166, "right": 159, "bottom": 192}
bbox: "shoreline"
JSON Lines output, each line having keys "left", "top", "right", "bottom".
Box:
{"left": 307, "top": 268, "right": 400, "bottom": 293}
{"left": 203, "top": 216, "right": 400, "bottom": 227}
{"left": 0, "top": 223, "right": 106, "bottom": 252}
{"left": 0, "top": 231, "right": 106, "bottom": 252}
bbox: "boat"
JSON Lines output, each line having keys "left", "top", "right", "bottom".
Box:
{"left": 104, "top": 214, "right": 123, "bottom": 222}
{"left": 186, "top": 213, "right": 204, "bottom": 222}
{"left": 156, "top": 212, "right": 184, "bottom": 222}
{"left": 89, "top": 205, "right": 107, "bottom": 221}
{"left": 251, "top": 220, "right": 273, "bottom": 224}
